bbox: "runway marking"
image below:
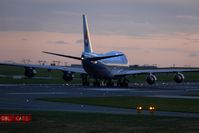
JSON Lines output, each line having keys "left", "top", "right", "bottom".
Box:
{"left": 7, "top": 92, "right": 68, "bottom": 95}
{"left": 86, "top": 88, "right": 136, "bottom": 91}
{"left": 148, "top": 95, "right": 199, "bottom": 99}
{"left": 0, "top": 84, "right": 24, "bottom": 87}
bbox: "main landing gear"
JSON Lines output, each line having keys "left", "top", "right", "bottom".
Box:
{"left": 81, "top": 74, "right": 90, "bottom": 86}
{"left": 116, "top": 77, "right": 129, "bottom": 87}
{"left": 81, "top": 75, "right": 129, "bottom": 88}
{"left": 93, "top": 79, "right": 114, "bottom": 87}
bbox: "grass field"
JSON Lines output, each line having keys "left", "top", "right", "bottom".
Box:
{"left": 0, "top": 110, "right": 199, "bottom": 133}
{"left": 0, "top": 65, "right": 81, "bottom": 84}
{"left": 39, "top": 96, "right": 199, "bottom": 113}
{"left": 0, "top": 65, "right": 199, "bottom": 84}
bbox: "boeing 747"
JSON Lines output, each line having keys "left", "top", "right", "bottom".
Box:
{"left": 1, "top": 15, "right": 199, "bottom": 87}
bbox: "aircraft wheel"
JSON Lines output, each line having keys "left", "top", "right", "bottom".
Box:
{"left": 93, "top": 79, "right": 101, "bottom": 87}
{"left": 83, "top": 81, "right": 89, "bottom": 86}
{"left": 106, "top": 80, "right": 114, "bottom": 87}
{"left": 117, "top": 78, "right": 129, "bottom": 88}
{"left": 81, "top": 74, "right": 89, "bottom": 86}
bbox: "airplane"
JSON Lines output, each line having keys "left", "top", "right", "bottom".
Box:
{"left": 1, "top": 14, "right": 199, "bottom": 87}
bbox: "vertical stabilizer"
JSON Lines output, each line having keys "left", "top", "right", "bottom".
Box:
{"left": 83, "top": 14, "right": 93, "bottom": 53}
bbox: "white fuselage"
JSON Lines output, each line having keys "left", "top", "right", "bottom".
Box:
{"left": 82, "top": 51, "right": 129, "bottom": 79}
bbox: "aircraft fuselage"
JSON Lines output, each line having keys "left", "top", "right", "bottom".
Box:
{"left": 82, "top": 51, "right": 129, "bottom": 79}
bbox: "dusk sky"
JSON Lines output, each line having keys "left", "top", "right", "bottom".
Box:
{"left": 0, "top": 0, "right": 199, "bottom": 67}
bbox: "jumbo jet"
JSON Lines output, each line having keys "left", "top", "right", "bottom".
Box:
{"left": 1, "top": 14, "right": 199, "bottom": 87}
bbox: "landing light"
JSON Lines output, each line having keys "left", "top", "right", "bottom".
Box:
{"left": 136, "top": 106, "right": 143, "bottom": 112}
{"left": 91, "top": 61, "right": 97, "bottom": 64}
{"left": 148, "top": 106, "right": 156, "bottom": 112}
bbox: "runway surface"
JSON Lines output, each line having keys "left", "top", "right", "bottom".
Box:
{"left": 0, "top": 83, "right": 199, "bottom": 118}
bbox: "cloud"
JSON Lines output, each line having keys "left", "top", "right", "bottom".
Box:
{"left": 48, "top": 40, "right": 68, "bottom": 45}
{"left": 184, "top": 37, "right": 199, "bottom": 44}
{"left": 75, "top": 39, "right": 83, "bottom": 44}
{"left": 189, "top": 52, "right": 198, "bottom": 57}
{"left": 1, "top": 0, "right": 199, "bottom": 35}
{"left": 149, "top": 48, "right": 180, "bottom": 52}
{"left": 54, "top": 11, "right": 80, "bottom": 17}
{"left": 176, "top": 15, "right": 199, "bottom": 20}
{"left": 21, "top": 38, "right": 28, "bottom": 41}
{"left": 110, "top": 46, "right": 181, "bottom": 53}
{"left": 120, "top": 47, "right": 182, "bottom": 53}
{"left": 112, "top": 46, "right": 141, "bottom": 51}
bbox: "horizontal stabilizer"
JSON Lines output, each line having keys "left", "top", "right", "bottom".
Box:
{"left": 42, "top": 51, "right": 82, "bottom": 60}
{"left": 43, "top": 51, "right": 123, "bottom": 61}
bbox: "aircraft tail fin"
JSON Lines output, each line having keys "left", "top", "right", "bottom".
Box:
{"left": 83, "top": 14, "right": 93, "bottom": 53}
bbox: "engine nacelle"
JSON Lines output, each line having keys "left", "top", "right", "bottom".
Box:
{"left": 63, "top": 71, "right": 74, "bottom": 81}
{"left": 174, "top": 73, "right": 184, "bottom": 83}
{"left": 24, "top": 67, "right": 37, "bottom": 78}
{"left": 146, "top": 74, "right": 157, "bottom": 85}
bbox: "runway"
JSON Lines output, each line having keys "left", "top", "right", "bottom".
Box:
{"left": 0, "top": 83, "right": 199, "bottom": 118}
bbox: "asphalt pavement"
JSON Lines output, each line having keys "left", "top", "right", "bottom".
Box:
{"left": 0, "top": 83, "right": 199, "bottom": 118}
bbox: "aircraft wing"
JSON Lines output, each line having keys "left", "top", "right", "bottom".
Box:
{"left": 113, "top": 68, "right": 199, "bottom": 77}
{"left": 0, "top": 62, "right": 86, "bottom": 74}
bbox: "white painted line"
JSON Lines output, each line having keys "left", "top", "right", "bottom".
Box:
{"left": 147, "top": 95, "right": 199, "bottom": 99}
{"left": 7, "top": 92, "right": 68, "bottom": 95}
{"left": 87, "top": 88, "right": 135, "bottom": 91}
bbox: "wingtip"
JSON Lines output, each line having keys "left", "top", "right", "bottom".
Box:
{"left": 42, "top": 51, "right": 49, "bottom": 54}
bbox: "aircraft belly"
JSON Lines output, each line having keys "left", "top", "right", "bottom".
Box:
{"left": 82, "top": 60, "right": 113, "bottom": 79}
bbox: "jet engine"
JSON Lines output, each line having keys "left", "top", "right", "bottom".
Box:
{"left": 24, "top": 67, "right": 37, "bottom": 78}
{"left": 63, "top": 71, "right": 74, "bottom": 81}
{"left": 174, "top": 73, "right": 184, "bottom": 83}
{"left": 146, "top": 74, "right": 157, "bottom": 85}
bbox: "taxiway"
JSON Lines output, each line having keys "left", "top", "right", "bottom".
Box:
{"left": 0, "top": 83, "right": 199, "bottom": 118}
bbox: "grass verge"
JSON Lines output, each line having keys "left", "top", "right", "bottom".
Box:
{"left": 39, "top": 96, "right": 199, "bottom": 113}
{"left": 0, "top": 110, "right": 199, "bottom": 133}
